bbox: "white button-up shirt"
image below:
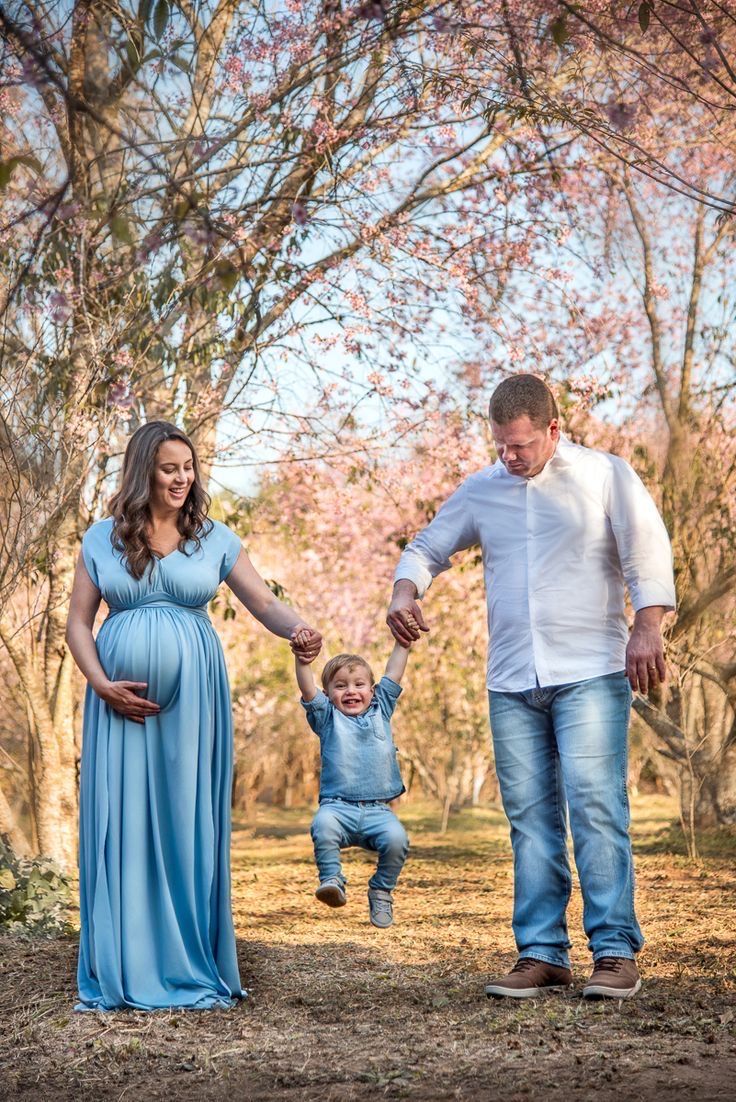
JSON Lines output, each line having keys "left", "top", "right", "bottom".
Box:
{"left": 394, "top": 436, "right": 676, "bottom": 692}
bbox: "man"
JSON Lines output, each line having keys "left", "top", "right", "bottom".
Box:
{"left": 387, "top": 374, "right": 675, "bottom": 999}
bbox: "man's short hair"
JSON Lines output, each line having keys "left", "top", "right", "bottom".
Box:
{"left": 488, "top": 374, "right": 558, "bottom": 429}
{"left": 321, "top": 654, "right": 375, "bottom": 691}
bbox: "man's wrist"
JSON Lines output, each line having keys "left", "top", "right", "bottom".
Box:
{"left": 392, "top": 579, "right": 419, "bottom": 601}
{"left": 633, "top": 605, "right": 666, "bottom": 628}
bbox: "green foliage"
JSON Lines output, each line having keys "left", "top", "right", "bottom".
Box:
{"left": 550, "top": 16, "right": 568, "bottom": 47}
{"left": 153, "top": 0, "right": 170, "bottom": 41}
{"left": 215, "top": 260, "right": 239, "bottom": 292}
{"left": 0, "top": 837, "right": 73, "bottom": 937}
{"left": 264, "top": 578, "right": 289, "bottom": 602}
{"left": 109, "top": 215, "right": 134, "bottom": 244}
{"left": 0, "top": 155, "right": 41, "bottom": 190}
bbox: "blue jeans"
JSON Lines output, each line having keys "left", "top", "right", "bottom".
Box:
{"left": 489, "top": 671, "right": 644, "bottom": 967}
{"left": 311, "top": 799, "right": 409, "bottom": 892}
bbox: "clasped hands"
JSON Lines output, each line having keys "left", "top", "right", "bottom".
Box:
{"left": 290, "top": 623, "right": 323, "bottom": 664}
{"left": 386, "top": 586, "right": 430, "bottom": 647}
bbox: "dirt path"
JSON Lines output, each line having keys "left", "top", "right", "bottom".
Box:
{"left": 1, "top": 797, "right": 734, "bottom": 1100}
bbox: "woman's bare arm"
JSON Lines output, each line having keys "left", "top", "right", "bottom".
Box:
{"left": 225, "top": 549, "right": 322, "bottom": 659}
{"left": 65, "top": 555, "right": 161, "bottom": 724}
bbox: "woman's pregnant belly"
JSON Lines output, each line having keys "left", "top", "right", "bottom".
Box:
{"left": 96, "top": 608, "right": 202, "bottom": 713}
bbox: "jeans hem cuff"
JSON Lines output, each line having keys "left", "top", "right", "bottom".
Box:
{"left": 592, "top": 951, "right": 637, "bottom": 962}
{"left": 519, "top": 951, "right": 570, "bottom": 968}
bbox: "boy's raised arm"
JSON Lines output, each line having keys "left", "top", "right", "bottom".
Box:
{"left": 384, "top": 639, "right": 411, "bottom": 685}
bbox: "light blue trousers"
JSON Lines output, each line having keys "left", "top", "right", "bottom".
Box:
{"left": 489, "top": 671, "right": 644, "bottom": 967}
{"left": 311, "top": 799, "right": 409, "bottom": 892}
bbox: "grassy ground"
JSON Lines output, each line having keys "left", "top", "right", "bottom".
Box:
{"left": 1, "top": 795, "right": 735, "bottom": 1101}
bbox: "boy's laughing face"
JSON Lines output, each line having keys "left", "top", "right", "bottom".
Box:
{"left": 328, "top": 663, "right": 374, "bottom": 716}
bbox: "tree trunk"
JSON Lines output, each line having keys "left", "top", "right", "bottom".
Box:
{"left": 678, "top": 743, "right": 736, "bottom": 829}
{"left": 440, "top": 790, "right": 452, "bottom": 835}
{"left": 471, "top": 755, "right": 490, "bottom": 806}
{"left": 0, "top": 613, "right": 78, "bottom": 870}
{"left": 0, "top": 781, "right": 31, "bottom": 856}
{"left": 637, "top": 685, "right": 736, "bottom": 829}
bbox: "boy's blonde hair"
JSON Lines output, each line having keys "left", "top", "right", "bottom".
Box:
{"left": 321, "top": 653, "right": 375, "bottom": 692}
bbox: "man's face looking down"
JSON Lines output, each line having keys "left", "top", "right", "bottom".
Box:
{"left": 491, "top": 415, "right": 560, "bottom": 479}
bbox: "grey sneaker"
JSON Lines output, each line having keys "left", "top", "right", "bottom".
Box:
{"left": 367, "top": 888, "right": 394, "bottom": 928}
{"left": 315, "top": 878, "right": 346, "bottom": 907}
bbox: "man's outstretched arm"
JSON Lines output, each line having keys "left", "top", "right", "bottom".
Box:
{"left": 388, "top": 479, "right": 479, "bottom": 645}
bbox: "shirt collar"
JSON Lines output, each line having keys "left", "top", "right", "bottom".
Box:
{"left": 548, "top": 433, "right": 577, "bottom": 468}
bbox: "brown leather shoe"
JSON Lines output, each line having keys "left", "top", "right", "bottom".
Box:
{"left": 485, "top": 957, "right": 573, "bottom": 999}
{"left": 583, "top": 956, "right": 641, "bottom": 999}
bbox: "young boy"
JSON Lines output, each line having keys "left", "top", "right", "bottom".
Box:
{"left": 292, "top": 634, "right": 411, "bottom": 928}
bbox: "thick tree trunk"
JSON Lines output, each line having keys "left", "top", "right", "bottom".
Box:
{"left": 0, "top": 616, "right": 77, "bottom": 869}
{"left": 47, "top": 509, "right": 83, "bottom": 843}
{"left": 678, "top": 753, "right": 736, "bottom": 829}
{"left": 0, "top": 781, "right": 31, "bottom": 856}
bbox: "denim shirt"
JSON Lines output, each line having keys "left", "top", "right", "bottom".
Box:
{"left": 302, "top": 676, "right": 405, "bottom": 802}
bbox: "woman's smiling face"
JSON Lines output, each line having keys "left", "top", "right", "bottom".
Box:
{"left": 150, "top": 438, "right": 195, "bottom": 513}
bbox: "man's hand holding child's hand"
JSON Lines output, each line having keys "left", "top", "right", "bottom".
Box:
{"left": 387, "top": 581, "right": 429, "bottom": 647}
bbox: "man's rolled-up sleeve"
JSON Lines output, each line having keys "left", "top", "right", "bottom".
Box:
{"left": 394, "top": 480, "right": 479, "bottom": 598}
{"left": 607, "top": 457, "right": 676, "bottom": 612}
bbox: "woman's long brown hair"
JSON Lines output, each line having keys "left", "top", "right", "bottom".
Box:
{"left": 109, "top": 421, "right": 212, "bottom": 579}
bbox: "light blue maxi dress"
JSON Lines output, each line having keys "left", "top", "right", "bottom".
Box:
{"left": 76, "top": 517, "right": 244, "bottom": 1011}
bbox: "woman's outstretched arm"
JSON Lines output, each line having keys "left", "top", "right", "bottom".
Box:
{"left": 225, "top": 549, "right": 322, "bottom": 660}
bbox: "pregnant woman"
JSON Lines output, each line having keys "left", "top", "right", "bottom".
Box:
{"left": 66, "top": 421, "right": 321, "bottom": 1011}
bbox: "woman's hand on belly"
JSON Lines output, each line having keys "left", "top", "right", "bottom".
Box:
{"left": 97, "top": 680, "right": 161, "bottom": 724}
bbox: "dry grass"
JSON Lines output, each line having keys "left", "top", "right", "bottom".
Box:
{"left": 1, "top": 795, "right": 735, "bottom": 1100}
